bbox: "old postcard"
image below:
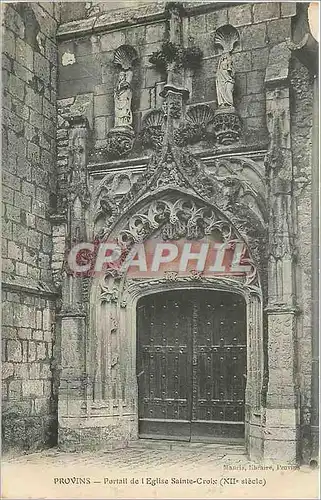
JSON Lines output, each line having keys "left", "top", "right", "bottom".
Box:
{"left": 1, "top": 0, "right": 320, "bottom": 498}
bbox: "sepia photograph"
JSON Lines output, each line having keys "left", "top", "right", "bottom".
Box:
{"left": 1, "top": 0, "right": 320, "bottom": 498}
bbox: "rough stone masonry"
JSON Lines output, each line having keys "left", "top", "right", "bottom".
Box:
{"left": 1, "top": 1, "right": 319, "bottom": 466}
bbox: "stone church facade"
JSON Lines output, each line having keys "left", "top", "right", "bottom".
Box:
{"left": 1, "top": 2, "right": 319, "bottom": 465}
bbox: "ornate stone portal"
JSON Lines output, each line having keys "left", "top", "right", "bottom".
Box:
{"left": 57, "top": 3, "right": 305, "bottom": 466}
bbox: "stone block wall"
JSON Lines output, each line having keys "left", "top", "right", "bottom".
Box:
{"left": 1, "top": 3, "right": 59, "bottom": 452}
{"left": 2, "top": 291, "right": 57, "bottom": 451}
{"left": 57, "top": 19, "right": 167, "bottom": 150}
{"left": 188, "top": 2, "right": 295, "bottom": 141}
{"left": 57, "top": 2, "right": 297, "bottom": 156}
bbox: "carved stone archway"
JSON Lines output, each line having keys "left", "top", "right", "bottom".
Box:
{"left": 84, "top": 188, "right": 265, "bottom": 459}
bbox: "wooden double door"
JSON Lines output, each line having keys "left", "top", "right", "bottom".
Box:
{"left": 137, "top": 290, "right": 247, "bottom": 442}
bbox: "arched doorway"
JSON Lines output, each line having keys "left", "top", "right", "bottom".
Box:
{"left": 137, "top": 289, "right": 247, "bottom": 443}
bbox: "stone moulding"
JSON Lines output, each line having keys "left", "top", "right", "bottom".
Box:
{"left": 56, "top": 3, "right": 240, "bottom": 40}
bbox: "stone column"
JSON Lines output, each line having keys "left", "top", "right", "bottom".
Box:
{"left": 289, "top": 30, "right": 319, "bottom": 466}
{"left": 246, "top": 292, "right": 264, "bottom": 461}
{"left": 310, "top": 72, "right": 319, "bottom": 466}
{"left": 263, "top": 44, "right": 299, "bottom": 463}
{"left": 58, "top": 116, "right": 91, "bottom": 449}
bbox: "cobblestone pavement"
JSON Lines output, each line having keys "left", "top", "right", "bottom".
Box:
{"left": 2, "top": 440, "right": 318, "bottom": 499}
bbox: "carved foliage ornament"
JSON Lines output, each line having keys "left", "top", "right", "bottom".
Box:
{"left": 149, "top": 40, "right": 203, "bottom": 75}
{"left": 113, "top": 147, "right": 222, "bottom": 221}
{"left": 264, "top": 89, "right": 289, "bottom": 173}
{"left": 213, "top": 110, "right": 241, "bottom": 145}
{"left": 103, "top": 196, "right": 258, "bottom": 286}
{"left": 118, "top": 198, "right": 232, "bottom": 246}
{"left": 93, "top": 146, "right": 266, "bottom": 282}
{"left": 93, "top": 172, "right": 135, "bottom": 238}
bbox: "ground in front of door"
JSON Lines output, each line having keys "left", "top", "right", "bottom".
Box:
{"left": 2, "top": 440, "right": 318, "bottom": 499}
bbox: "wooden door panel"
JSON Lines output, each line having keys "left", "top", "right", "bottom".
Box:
{"left": 137, "top": 290, "right": 246, "bottom": 442}
{"left": 190, "top": 421, "right": 245, "bottom": 442}
{"left": 137, "top": 292, "right": 192, "bottom": 439}
{"left": 191, "top": 291, "right": 246, "bottom": 441}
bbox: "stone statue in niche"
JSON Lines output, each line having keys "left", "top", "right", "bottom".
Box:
{"left": 114, "top": 68, "right": 133, "bottom": 128}
{"left": 106, "top": 45, "right": 138, "bottom": 159}
{"left": 216, "top": 53, "right": 235, "bottom": 108}
{"left": 213, "top": 25, "right": 241, "bottom": 145}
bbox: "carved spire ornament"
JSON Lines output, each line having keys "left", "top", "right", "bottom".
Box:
{"left": 62, "top": 115, "right": 91, "bottom": 314}
{"left": 149, "top": 3, "right": 202, "bottom": 94}
{"left": 213, "top": 25, "right": 241, "bottom": 145}
{"left": 148, "top": 1, "right": 203, "bottom": 144}
{"left": 106, "top": 45, "right": 138, "bottom": 159}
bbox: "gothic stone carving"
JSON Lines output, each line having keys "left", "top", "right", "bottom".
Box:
{"left": 214, "top": 24, "right": 240, "bottom": 54}
{"left": 106, "top": 127, "right": 135, "bottom": 160}
{"left": 140, "top": 109, "right": 165, "bottom": 151}
{"left": 162, "top": 91, "right": 182, "bottom": 119}
{"left": 174, "top": 104, "right": 216, "bottom": 146}
{"left": 265, "top": 89, "right": 293, "bottom": 262}
{"left": 113, "top": 45, "right": 137, "bottom": 128}
{"left": 213, "top": 110, "right": 241, "bottom": 145}
{"left": 106, "top": 45, "right": 138, "bottom": 159}
{"left": 92, "top": 172, "right": 134, "bottom": 238}
{"left": 148, "top": 38, "right": 203, "bottom": 80}
{"left": 117, "top": 198, "right": 233, "bottom": 245}
{"left": 67, "top": 116, "right": 90, "bottom": 209}
{"left": 213, "top": 25, "right": 241, "bottom": 144}
{"left": 113, "top": 196, "right": 258, "bottom": 286}
{"left": 94, "top": 143, "right": 267, "bottom": 293}
{"left": 216, "top": 53, "right": 235, "bottom": 108}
